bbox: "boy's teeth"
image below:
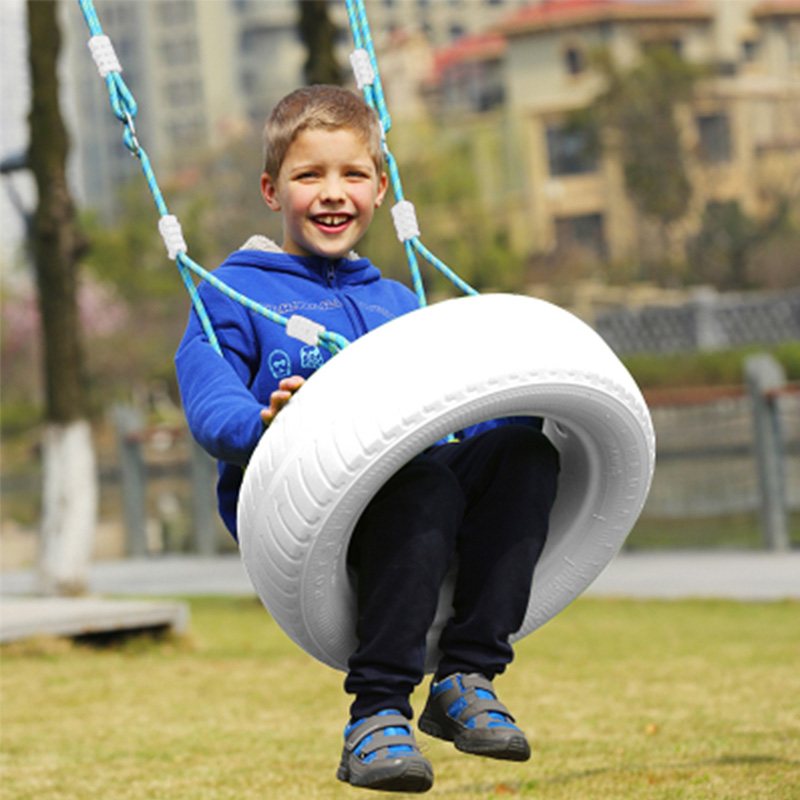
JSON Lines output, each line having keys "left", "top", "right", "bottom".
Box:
{"left": 318, "top": 215, "right": 348, "bottom": 226}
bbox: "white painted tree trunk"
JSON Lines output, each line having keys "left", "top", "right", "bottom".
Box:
{"left": 37, "top": 419, "right": 98, "bottom": 596}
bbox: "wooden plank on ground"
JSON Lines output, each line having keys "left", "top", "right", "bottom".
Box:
{"left": 0, "top": 598, "right": 190, "bottom": 643}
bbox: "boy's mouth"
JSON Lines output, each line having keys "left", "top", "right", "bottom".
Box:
{"left": 312, "top": 214, "right": 353, "bottom": 233}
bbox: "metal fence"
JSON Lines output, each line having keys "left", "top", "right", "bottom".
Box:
{"left": 595, "top": 287, "right": 800, "bottom": 355}
{"left": 641, "top": 373, "right": 799, "bottom": 549}
{"left": 106, "top": 366, "right": 799, "bottom": 556}
{"left": 3, "top": 362, "right": 796, "bottom": 559}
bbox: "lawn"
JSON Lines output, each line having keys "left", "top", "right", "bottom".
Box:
{"left": 1, "top": 596, "right": 798, "bottom": 799}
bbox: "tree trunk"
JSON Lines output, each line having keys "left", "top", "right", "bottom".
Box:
{"left": 298, "top": 0, "right": 342, "bottom": 87}
{"left": 27, "top": 0, "right": 98, "bottom": 596}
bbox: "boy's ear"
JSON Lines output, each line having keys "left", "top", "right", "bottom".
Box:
{"left": 261, "top": 172, "right": 281, "bottom": 211}
{"left": 375, "top": 171, "right": 389, "bottom": 209}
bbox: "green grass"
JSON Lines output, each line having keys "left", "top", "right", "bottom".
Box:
{"left": 2, "top": 597, "right": 799, "bottom": 799}
{"left": 622, "top": 341, "right": 800, "bottom": 390}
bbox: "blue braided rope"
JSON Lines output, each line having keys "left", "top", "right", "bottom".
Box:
{"left": 177, "top": 251, "right": 349, "bottom": 354}
{"left": 76, "top": 0, "right": 348, "bottom": 358}
{"left": 345, "top": 0, "right": 477, "bottom": 303}
{"left": 412, "top": 239, "right": 479, "bottom": 297}
{"left": 345, "top": 0, "right": 391, "bottom": 136}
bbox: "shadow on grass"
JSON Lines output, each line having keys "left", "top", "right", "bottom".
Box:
{"left": 460, "top": 754, "right": 799, "bottom": 795}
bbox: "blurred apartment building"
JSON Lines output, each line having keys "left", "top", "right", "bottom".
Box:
{"left": 61, "top": 0, "right": 528, "bottom": 217}
{"left": 61, "top": 0, "right": 800, "bottom": 263}
{"left": 429, "top": 0, "right": 800, "bottom": 263}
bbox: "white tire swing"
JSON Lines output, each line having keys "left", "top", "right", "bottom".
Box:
{"left": 238, "top": 294, "right": 656, "bottom": 673}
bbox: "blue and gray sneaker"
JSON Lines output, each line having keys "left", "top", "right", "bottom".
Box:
{"left": 418, "top": 673, "right": 531, "bottom": 761}
{"left": 337, "top": 709, "right": 434, "bottom": 793}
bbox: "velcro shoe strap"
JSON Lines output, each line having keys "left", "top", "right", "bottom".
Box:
{"left": 358, "top": 733, "right": 417, "bottom": 759}
{"left": 460, "top": 674, "right": 497, "bottom": 693}
{"left": 456, "top": 697, "right": 513, "bottom": 723}
{"left": 437, "top": 674, "right": 515, "bottom": 725}
{"left": 344, "top": 712, "right": 411, "bottom": 751}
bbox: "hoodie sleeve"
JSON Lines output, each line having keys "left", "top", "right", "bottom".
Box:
{"left": 175, "top": 284, "right": 265, "bottom": 468}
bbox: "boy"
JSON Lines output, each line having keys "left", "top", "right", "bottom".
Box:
{"left": 176, "top": 85, "right": 559, "bottom": 794}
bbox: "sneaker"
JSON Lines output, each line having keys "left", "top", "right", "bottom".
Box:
{"left": 336, "top": 709, "right": 434, "bottom": 793}
{"left": 418, "top": 673, "right": 531, "bottom": 761}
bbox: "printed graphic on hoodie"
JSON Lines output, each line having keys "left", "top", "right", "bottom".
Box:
{"left": 268, "top": 349, "right": 292, "bottom": 379}
{"left": 301, "top": 346, "right": 325, "bottom": 371}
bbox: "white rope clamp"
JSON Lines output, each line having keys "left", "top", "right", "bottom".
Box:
{"left": 286, "top": 315, "right": 326, "bottom": 347}
{"left": 88, "top": 35, "right": 122, "bottom": 78}
{"left": 349, "top": 48, "right": 375, "bottom": 90}
{"left": 391, "top": 200, "right": 421, "bottom": 243}
{"left": 158, "top": 215, "right": 187, "bottom": 260}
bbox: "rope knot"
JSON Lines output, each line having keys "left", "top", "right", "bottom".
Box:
{"left": 391, "top": 200, "right": 421, "bottom": 243}
{"left": 286, "top": 315, "right": 326, "bottom": 347}
{"left": 158, "top": 215, "right": 187, "bottom": 260}
{"left": 87, "top": 35, "right": 121, "bottom": 77}
{"left": 349, "top": 48, "right": 375, "bottom": 90}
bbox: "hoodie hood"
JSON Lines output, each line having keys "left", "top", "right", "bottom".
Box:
{"left": 221, "top": 235, "right": 382, "bottom": 288}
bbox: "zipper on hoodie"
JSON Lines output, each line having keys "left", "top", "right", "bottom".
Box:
{"left": 324, "top": 258, "right": 369, "bottom": 338}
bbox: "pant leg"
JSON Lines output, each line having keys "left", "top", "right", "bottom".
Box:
{"left": 344, "top": 454, "right": 465, "bottom": 720}
{"left": 430, "top": 425, "right": 560, "bottom": 681}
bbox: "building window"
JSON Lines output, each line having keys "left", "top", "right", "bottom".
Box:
{"left": 742, "top": 39, "right": 758, "bottom": 62}
{"left": 161, "top": 39, "right": 199, "bottom": 67}
{"left": 555, "top": 213, "right": 607, "bottom": 259}
{"left": 450, "top": 24, "right": 465, "bottom": 40}
{"left": 697, "top": 113, "right": 732, "bottom": 163}
{"left": 790, "top": 23, "right": 800, "bottom": 62}
{"left": 168, "top": 118, "right": 206, "bottom": 148}
{"left": 564, "top": 46, "right": 586, "bottom": 75}
{"left": 166, "top": 80, "right": 202, "bottom": 107}
{"left": 158, "top": 0, "right": 195, "bottom": 26}
{"left": 546, "top": 124, "right": 598, "bottom": 176}
{"left": 241, "top": 26, "right": 271, "bottom": 53}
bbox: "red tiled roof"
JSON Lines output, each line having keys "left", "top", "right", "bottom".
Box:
{"left": 431, "top": 32, "right": 507, "bottom": 80}
{"left": 501, "top": 0, "right": 713, "bottom": 36}
{"left": 429, "top": 0, "right": 716, "bottom": 82}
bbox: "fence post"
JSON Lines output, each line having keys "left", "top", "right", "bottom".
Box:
{"left": 745, "top": 354, "right": 790, "bottom": 551}
{"left": 189, "top": 436, "right": 218, "bottom": 555}
{"left": 692, "top": 287, "right": 726, "bottom": 351}
{"left": 112, "top": 405, "right": 148, "bottom": 557}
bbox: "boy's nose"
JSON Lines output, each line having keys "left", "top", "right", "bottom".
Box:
{"left": 320, "top": 175, "right": 345, "bottom": 203}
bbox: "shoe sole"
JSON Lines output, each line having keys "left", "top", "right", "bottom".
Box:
{"left": 419, "top": 710, "right": 531, "bottom": 762}
{"left": 337, "top": 755, "right": 434, "bottom": 793}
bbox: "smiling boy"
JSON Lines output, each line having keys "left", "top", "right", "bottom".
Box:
{"left": 261, "top": 125, "right": 387, "bottom": 260}
{"left": 176, "top": 86, "right": 559, "bottom": 794}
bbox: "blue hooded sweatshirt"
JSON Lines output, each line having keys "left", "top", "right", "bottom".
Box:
{"left": 176, "top": 240, "right": 536, "bottom": 538}
{"left": 176, "top": 242, "right": 422, "bottom": 536}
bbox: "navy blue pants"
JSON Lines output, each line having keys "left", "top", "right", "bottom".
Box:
{"left": 344, "top": 424, "right": 560, "bottom": 721}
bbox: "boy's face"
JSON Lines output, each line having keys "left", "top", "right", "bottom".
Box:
{"left": 261, "top": 128, "right": 388, "bottom": 260}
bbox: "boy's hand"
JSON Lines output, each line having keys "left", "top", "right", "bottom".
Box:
{"left": 261, "top": 376, "right": 306, "bottom": 427}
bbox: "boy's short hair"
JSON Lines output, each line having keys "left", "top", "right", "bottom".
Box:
{"left": 263, "top": 85, "right": 384, "bottom": 179}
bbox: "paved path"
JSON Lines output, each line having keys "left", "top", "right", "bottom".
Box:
{"left": 583, "top": 550, "right": 800, "bottom": 601}
{"left": 2, "top": 550, "right": 798, "bottom": 601}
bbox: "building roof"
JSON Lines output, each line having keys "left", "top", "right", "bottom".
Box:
{"left": 430, "top": 0, "right": 716, "bottom": 79}
{"left": 501, "top": 0, "right": 713, "bottom": 37}
{"left": 431, "top": 31, "right": 507, "bottom": 81}
{"left": 751, "top": 0, "right": 800, "bottom": 19}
